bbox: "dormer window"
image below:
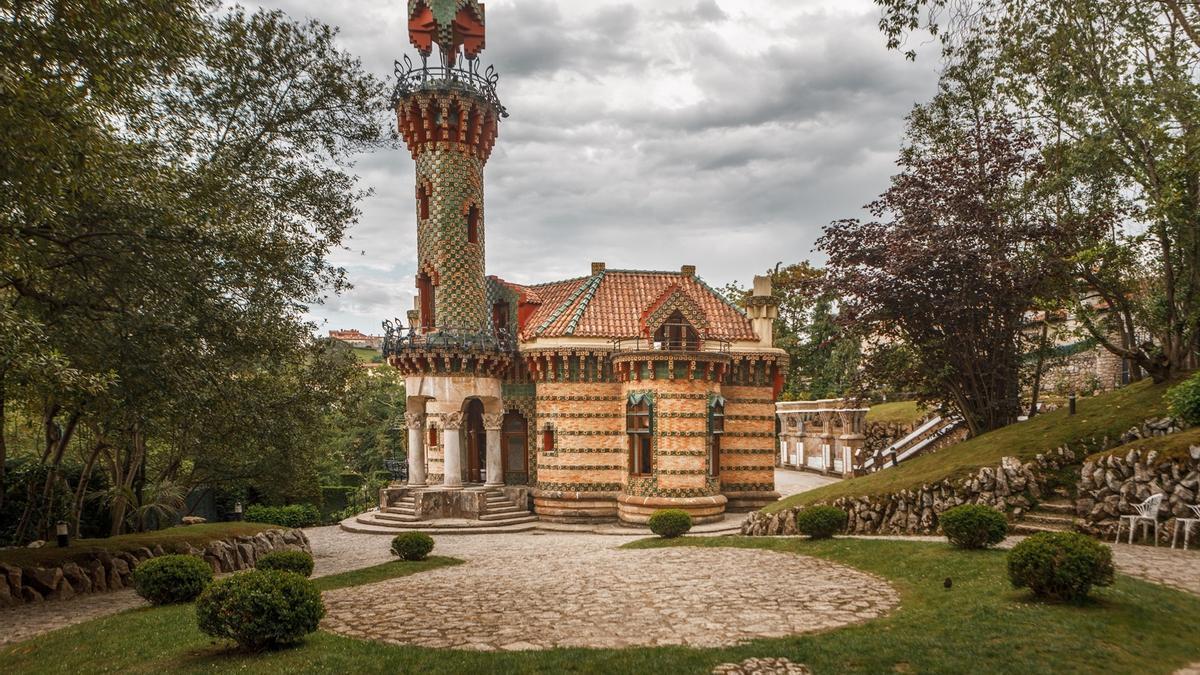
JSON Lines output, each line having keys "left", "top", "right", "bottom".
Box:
{"left": 654, "top": 310, "right": 699, "bottom": 351}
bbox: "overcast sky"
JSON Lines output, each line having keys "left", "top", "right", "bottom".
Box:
{"left": 248, "top": 0, "right": 942, "bottom": 335}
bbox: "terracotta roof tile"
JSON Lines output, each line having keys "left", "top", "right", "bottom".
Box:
{"left": 516, "top": 270, "right": 757, "bottom": 341}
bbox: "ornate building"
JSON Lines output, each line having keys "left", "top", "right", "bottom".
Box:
{"left": 360, "top": 1, "right": 786, "bottom": 530}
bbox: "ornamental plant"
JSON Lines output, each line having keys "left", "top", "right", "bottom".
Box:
{"left": 391, "top": 532, "right": 435, "bottom": 561}
{"left": 1007, "top": 531, "right": 1114, "bottom": 603}
{"left": 939, "top": 504, "right": 1008, "bottom": 549}
{"left": 795, "top": 506, "right": 848, "bottom": 539}
{"left": 256, "top": 550, "right": 315, "bottom": 577}
{"left": 1166, "top": 373, "right": 1200, "bottom": 426}
{"left": 132, "top": 555, "right": 213, "bottom": 605}
{"left": 244, "top": 504, "right": 321, "bottom": 528}
{"left": 647, "top": 509, "right": 693, "bottom": 538}
{"left": 196, "top": 569, "right": 325, "bottom": 649}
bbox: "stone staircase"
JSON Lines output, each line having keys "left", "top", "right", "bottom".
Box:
{"left": 1012, "top": 498, "right": 1078, "bottom": 536}
{"left": 342, "top": 486, "right": 539, "bottom": 535}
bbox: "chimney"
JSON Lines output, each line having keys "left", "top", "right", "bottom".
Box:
{"left": 680, "top": 264, "right": 696, "bottom": 278}
{"left": 746, "top": 274, "right": 778, "bottom": 348}
{"left": 591, "top": 261, "right": 606, "bottom": 275}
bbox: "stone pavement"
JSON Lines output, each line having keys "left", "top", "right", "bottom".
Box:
{"left": 774, "top": 468, "right": 840, "bottom": 498}
{"left": 321, "top": 531, "right": 899, "bottom": 651}
{"left": 0, "top": 587, "right": 145, "bottom": 646}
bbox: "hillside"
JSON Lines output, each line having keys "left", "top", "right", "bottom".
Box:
{"left": 864, "top": 400, "right": 926, "bottom": 426}
{"left": 765, "top": 378, "right": 1171, "bottom": 512}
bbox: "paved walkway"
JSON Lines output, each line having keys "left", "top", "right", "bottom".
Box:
{"left": 774, "top": 468, "right": 840, "bottom": 498}
{"left": 320, "top": 532, "right": 899, "bottom": 651}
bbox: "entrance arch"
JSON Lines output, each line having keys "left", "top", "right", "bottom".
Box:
{"left": 465, "top": 399, "right": 486, "bottom": 483}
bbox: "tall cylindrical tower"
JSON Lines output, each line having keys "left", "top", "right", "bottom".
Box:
{"left": 395, "top": 0, "right": 505, "bottom": 335}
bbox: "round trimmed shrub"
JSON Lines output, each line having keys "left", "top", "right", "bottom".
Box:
{"left": 256, "top": 550, "right": 314, "bottom": 577}
{"left": 1007, "top": 531, "right": 1115, "bottom": 602}
{"left": 1166, "top": 373, "right": 1200, "bottom": 425}
{"left": 939, "top": 504, "right": 1009, "bottom": 549}
{"left": 196, "top": 569, "right": 325, "bottom": 649}
{"left": 131, "top": 554, "right": 213, "bottom": 605}
{"left": 391, "top": 532, "right": 434, "bottom": 561}
{"left": 795, "top": 506, "right": 847, "bottom": 539}
{"left": 647, "top": 509, "right": 693, "bottom": 538}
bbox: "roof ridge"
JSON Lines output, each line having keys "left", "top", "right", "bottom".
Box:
{"left": 533, "top": 274, "right": 597, "bottom": 337}
{"left": 526, "top": 274, "right": 592, "bottom": 289}
{"left": 564, "top": 271, "right": 607, "bottom": 335}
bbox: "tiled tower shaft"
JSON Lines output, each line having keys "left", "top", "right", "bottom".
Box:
{"left": 397, "top": 90, "right": 500, "bottom": 332}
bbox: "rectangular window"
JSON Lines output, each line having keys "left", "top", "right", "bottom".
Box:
{"left": 709, "top": 402, "right": 724, "bottom": 477}
{"left": 627, "top": 400, "right": 652, "bottom": 476}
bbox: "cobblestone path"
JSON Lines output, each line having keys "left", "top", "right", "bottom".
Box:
{"left": 321, "top": 532, "right": 899, "bottom": 651}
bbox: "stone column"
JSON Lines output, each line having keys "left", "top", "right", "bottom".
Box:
{"left": 405, "top": 412, "right": 427, "bottom": 487}
{"left": 441, "top": 412, "right": 465, "bottom": 489}
{"left": 483, "top": 413, "right": 504, "bottom": 486}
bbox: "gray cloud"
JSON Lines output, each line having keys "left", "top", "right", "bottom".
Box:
{"left": 246, "top": 0, "right": 941, "bottom": 333}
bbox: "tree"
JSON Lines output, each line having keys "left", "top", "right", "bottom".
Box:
{"left": 1, "top": 2, "right": 393, "bottom": 540}
{"left": 820, "top": 86, "right": 1066, "bottom": 436}
{"left": 872, "top": 0, "right": 1200, "bottom": 382}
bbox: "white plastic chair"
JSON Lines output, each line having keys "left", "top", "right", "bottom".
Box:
{"left": 1115, "top": 493, "right": 1164, "bottom": 546}
{"left": 1171, "top": 504, "right": 1200, "bottom": 550}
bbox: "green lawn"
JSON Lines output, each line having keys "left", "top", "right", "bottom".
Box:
{"left": 0, "top": 523, "right": 282, "bottom": 568}
{"left": 766, "top": 379, "right": 1171, "bottom": 512}
{"left": 312, "top": 557, "right": 461, "bottom": 592}
{"left": 3, "top": 538, "right": 1198, "bottom": 674}
{"left": 351, "top": 346, "right": 381, "bottom": 363}
{"left": 865, "top": 400, "right": 926, "bottom": 426}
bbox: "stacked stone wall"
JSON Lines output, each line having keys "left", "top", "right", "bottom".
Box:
{"left": 0, "top": 528, "right": 309, "bottom": 607}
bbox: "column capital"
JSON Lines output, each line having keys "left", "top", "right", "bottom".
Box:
{"left": 441, "top": 411, "right": 465, "bottom": 431}
{"left": 482, "top": 413, "right": 504, "bottom": 431}
{"left": 404, "top": 412, "right": 426, "bottom": 430}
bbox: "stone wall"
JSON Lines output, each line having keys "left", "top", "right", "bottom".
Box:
{"left": 1076, "top": 447, "right": 1200, "bottom": 543}
{"left": 742, "top": 447, "right": 1078, "bottom": 536}
{"left": 0, "top": 527, "right": 309, "bottom": 607}
{"left": 863, "top": 420, "right": 920, "bottom": 455}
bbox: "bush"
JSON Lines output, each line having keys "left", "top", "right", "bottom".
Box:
{"left": 244, "top": 503, "right": 321, "bottom": 528}
{"left": 371, "top": 470, "right": 393, "bottom": 484}
{"left": 647, "top": 509, "right": 693, "bottom": 538}
{"left": 320, "top": 486, "right": 354, "bottom": 521}
{"left": 256, "top": 550, "right": 314, "bottom": 577}
{"left": 1007, "top": 531, "right": 1115, "bottom": 602}
{"left": 795, "top": 506, "right": 848, "bottom": 539}
{"left": 196, "top": 569, "right": 325, "bottom": 649}
{"left": 1166, "top": 373, "right": 1200, "bottom": 426}
{"left": 939, "top": 504, "right": 1009, "bottom": 549}
{"left": 131, "top": 555, "right": 213, "bottom": 605}
{"left": 391, "top": 532, "right": 435, "bottom": 561}
{"left": 339, "top": 472, "right": 365, "bottom": 487}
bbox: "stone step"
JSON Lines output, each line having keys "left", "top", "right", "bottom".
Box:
{"left": 373, "top": 511, "right": 421, "bottom": 523}
{"left": 484, "top": 506, "right": 525, "bottom": 516}
{"left": 1024, "top": 512, "right": 1076, "bottom": 526}
{"left": 382, "top": 506, "right": 417, "bottom": 515}
{"left": 1036, "top": 501, "right": 1075, "bottom": 515}
{"left": 1011, "top": 521, "right": 1074, "bottom": 536}
{"left": 478, "top": 511, "right": 533, "bottom": 521}
{"left": 341, "top": 517, "right": 539, "bottom": 536}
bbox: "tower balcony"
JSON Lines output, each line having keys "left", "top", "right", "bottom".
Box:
{"left": 392, "top": 54, "right": 508, "bottom": 117}
{"left": 392, "top": 55, "right": 507, "bottom": 161}
{"left": 382, "top": 321, "right": 516, "bottom": 379}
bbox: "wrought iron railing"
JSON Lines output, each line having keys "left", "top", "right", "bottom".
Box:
{"left": 610, "top": 336, "right": 732, "bottom": 354}
{"left": 381, "top": 319, "right": 517, "bottom": 357}
{"left": 392, "top": 53, "right": 508, "bottom": 117}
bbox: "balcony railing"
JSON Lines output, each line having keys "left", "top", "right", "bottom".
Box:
{"left": 610, "top": 336, "right": 731, "bottom": 354}
{"left": 381, "top": 320, "right": 516, "bottom": 358}
{"left": 392, "top": 53, "right": 508, "bottom": 117}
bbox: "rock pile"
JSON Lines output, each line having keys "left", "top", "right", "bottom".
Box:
{"left": 0, "top": 527, "right": 309, "bottom": 607}
{"left": 711, "top": 658, "right": 811, "bottom": 675}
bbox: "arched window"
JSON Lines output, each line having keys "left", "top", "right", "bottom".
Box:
{"left": 492, "top": 301, "right": 509, "bottom": 336}
{"left": 417, "top": 272, "right": 435, "bottom": 332}
{"left": 542, "top": 424, "right": 555, "bottom": 453}
{"left": 708, "top": 400, "right": 725, "bottom": 478}
{"left": 428, "top": 425, "right": 439, "bottom": 447}
{"left": 654, "top": 310, "right": 699, "bottom": 351}
{"left": 627, "top": 398, "right": 652, "bottom": 475}
{"left": 417, "top": 184, "right": 430, "bottom": 220}
{"left": 467, "top": 204, "right": 480, "bottom": 244}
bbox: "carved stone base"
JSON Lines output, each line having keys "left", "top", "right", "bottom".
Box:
{"left": 533, "top": 490, "right": 618, "bottom": 523}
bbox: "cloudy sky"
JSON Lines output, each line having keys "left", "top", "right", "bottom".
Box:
{"left": 249, "top": 0, "right": 942, "bottom": 334}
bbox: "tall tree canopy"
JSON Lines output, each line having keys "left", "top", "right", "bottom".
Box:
{"left": 0, "top": 1, "right": 394, "bottom": 540}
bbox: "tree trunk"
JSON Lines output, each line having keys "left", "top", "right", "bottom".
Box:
{"left": 0, "top": 367, "right": 7, "bottom": 511}
{"left": 71, "top": 440, "right": 105, "bottom": 538}
{"left": 1029, "top": 321, "right": 1050, "bottom": 418}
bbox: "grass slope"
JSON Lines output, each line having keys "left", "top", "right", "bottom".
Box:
{"left": 1088, "top": 425, "right": 1200, "bottom": 464}
{"left": 865, "top": 400, "right": 926, "bottom": 426}
{"left": 0, "top": 523, "right": 282, "bottom": 568}
{"left": 3, "top": 538, "right": 1199, "bottom": 674}
{"left": 767, "top": 379, "right": 1170, "bottom": 513}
